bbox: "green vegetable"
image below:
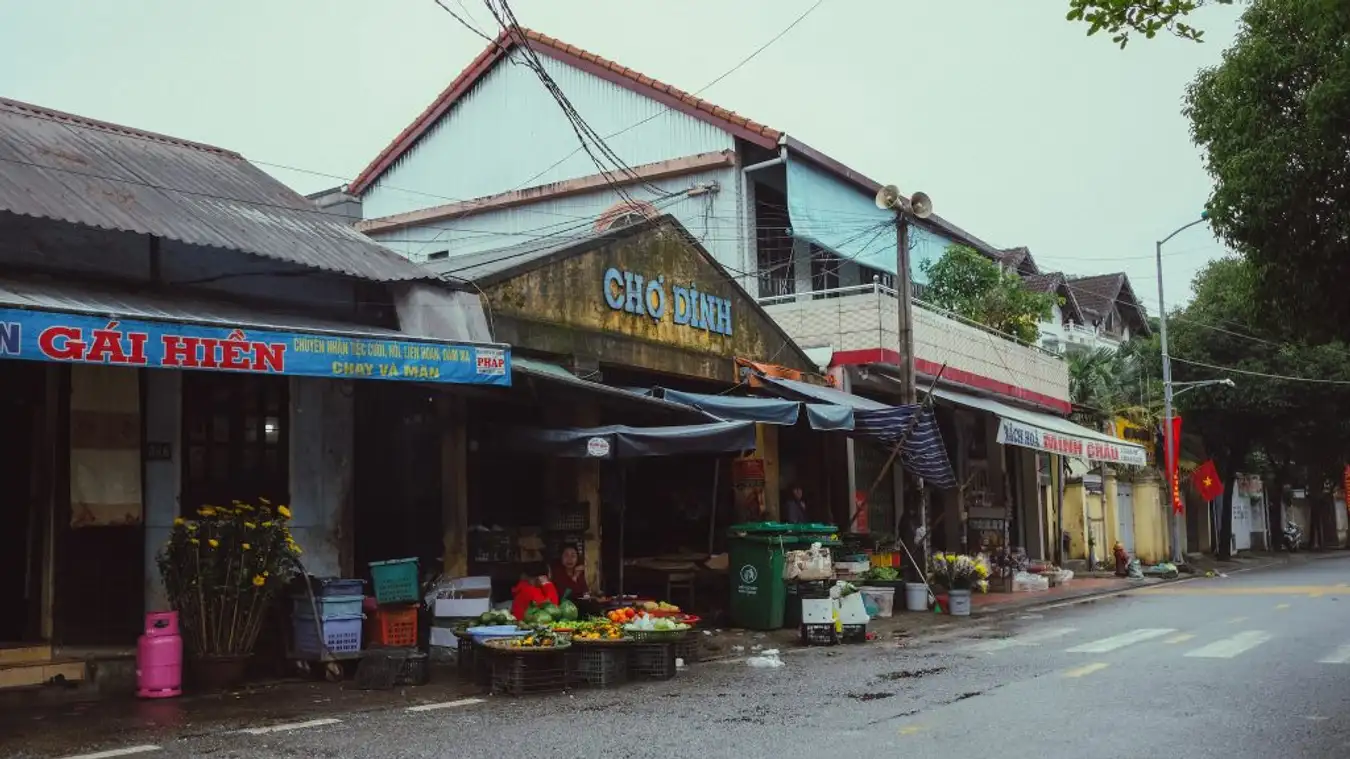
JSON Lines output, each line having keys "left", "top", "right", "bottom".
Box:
{"left": 534, "top": 611, "right": 554, "bottom": 625}
{"left": 558, "top": 600, "right": 579, "bottom": 621}
{"left": 863, "top": 566, "right": 900, "bottom": 581}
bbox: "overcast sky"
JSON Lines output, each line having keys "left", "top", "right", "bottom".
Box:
{"left": 1, "top": 0, "right": 1244, "bottom": 309}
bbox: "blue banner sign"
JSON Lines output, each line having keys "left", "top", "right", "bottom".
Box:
{"left": 602, "top": 267, "right": 733, "bottom": 337}
{"left": 0, "top": 308, "right": 511, "bottom": 386}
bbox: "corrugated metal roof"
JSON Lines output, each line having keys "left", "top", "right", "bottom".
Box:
{"left": 0, "top": 275, "right": 504, "bottom": 345}
{"left": 422, "top": 232, "right": 597, "bottom": 285}
{"left": 0, "top": 98, "right": 435, "bottom": 283}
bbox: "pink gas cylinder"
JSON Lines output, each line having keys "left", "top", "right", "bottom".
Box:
{"left": 137, "top": 610, "right": 182, "bottom": 698}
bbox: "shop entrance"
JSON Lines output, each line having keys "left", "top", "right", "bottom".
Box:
{"left": 0, "top": 361, "right": 48, "bottom": 642}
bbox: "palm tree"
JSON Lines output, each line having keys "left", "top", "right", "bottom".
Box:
{"left": 1067, "top": 346, "right": 1162, "bottom": 430}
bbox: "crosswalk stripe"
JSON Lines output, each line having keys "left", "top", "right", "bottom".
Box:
{"left": 1318, "top": 644, "right": 1350, "bottom": 664}
{"left": 1066, "top": 628, "right": 1176, "bottom": 653}
{"left": 965, "top": 627, "right": 1078, "bottom": 653}
{"left": 1184, "top": 631, "right": 1274, "bottom": 659}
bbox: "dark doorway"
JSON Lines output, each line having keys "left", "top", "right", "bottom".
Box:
{"left": 0, "top": 361, "right": 47, "bottom": 642}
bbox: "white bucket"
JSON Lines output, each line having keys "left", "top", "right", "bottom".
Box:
{"left": 904, "top": 582, "right": 929, "bottom": 612}
{"left": 947, "top": 589, "right": 972, "bottom": 617}
{"left": 860, "top": 586, "right": 896, "bottom": 618}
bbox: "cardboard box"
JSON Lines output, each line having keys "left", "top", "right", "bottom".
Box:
{"left": 434, "top": 597, "right": 491, "bottom": 619}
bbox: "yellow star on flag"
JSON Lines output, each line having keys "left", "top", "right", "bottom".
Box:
{"left": 1203, "top": 476, "right": 1212, "bottom": 487}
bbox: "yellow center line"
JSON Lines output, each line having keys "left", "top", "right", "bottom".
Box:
{"left": 898, "top": 726, "right": 925, "bottom": 736}
{"left": 1276, "top": 603, "right": 1291, "bottom": 610}
{"left": 1064, "top": 662, "right": 1110, "bottom": 678}
{"left": 1141, "top": 585, "right": 1343, "bottom": 597}
{"left": 1228, "top": 616, "right": 1248, "bottom": 624}
{"left": 1164, "top": 633, "right": 1196, "bottom": 644}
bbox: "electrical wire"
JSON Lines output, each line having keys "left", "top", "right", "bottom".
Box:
{"left": 1169, "top": 356, "right": 1350, "bottom": 386}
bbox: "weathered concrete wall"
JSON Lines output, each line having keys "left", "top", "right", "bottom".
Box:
{"left": 484, "top": 223, "right": 815, "bottom": 381}
{"left": 288, "top": 377, "right": 355, "bottom": 577}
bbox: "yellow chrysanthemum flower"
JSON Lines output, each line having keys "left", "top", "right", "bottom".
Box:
{"left": 252, "top": 575, "right": 266, "bottom": 587}
{"left": 198, "top": 506, "right": 217, "bottom": 517}
{"left": 241, "top": 543, "right": 251, "bottom": 550}
{"left": 244, "top": 522, "right": 257, "bottom": 530}
{"left": 173, "top": 517, "right": 185, "bottom": 526}
{"left": 207, "top": 539, "right": 219, "bottom": 548}
{"left": 259, "top": 497, "right": 271, "bottom": 505}
{"left": 277, "top": 505, "right": 292, "bottom": 519}
{"left": 189, "top": 538, "right": 199, "bottom": 545}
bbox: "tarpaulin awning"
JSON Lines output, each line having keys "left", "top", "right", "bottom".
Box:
{"left": 656, "top": 387, "right": 853, "bottom": 431}
{"left": 933, "top": 387, "right": 1147, "bottom": 467}
{"left": 495, "top": 421, "right": 757, "bottom": 459}
{"left": 755, "top": 375, "right": 956, "bottom": 488}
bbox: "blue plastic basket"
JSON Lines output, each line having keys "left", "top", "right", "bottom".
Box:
{"left": 293, "top": 616, "right": 362, "bottom": 658}
{"left": 369, "top": 558, "right": 419, "bottom": 605}
{"left": 311, "top": 578, "right": 365, "bottom": 597}
{"left": 292, "top": 594, "right": 364, "bottom": 621}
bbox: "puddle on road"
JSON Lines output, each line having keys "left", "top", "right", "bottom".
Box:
{"left": 876, "top": 666, "right": 946, "bottom": 681}
{"left": 848, "top": 692, "right": 895, "bottom": 701}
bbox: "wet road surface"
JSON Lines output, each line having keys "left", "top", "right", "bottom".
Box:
{"left": 7, "top": 556, "right": 1350, "bottom": 758}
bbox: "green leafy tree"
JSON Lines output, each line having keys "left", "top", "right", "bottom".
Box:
{"left": 1067, "top": 0, "right": 1235, "bottom": 47}
{"left": 919, "top": 245, "right": 1057, "bottom": 344}
{"left": 1184, "top": 0, "right": 1350, "bottom": 342}
{"left": 1067, "top": 346, "right": 1162, "bottom": 429}
{"left": 1167, "top": 257, "right": 1350, "bottom": 557}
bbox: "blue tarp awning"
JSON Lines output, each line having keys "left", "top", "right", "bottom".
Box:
{"left": 756, "top": 376, "right": 957, "bottom": 488}
{"left": 495, "top": 421, "right": 757, "bottom": 459}
{"left": 656, "top": 387, "right": 854, "bottom": 431}
{"left": 785, "top": 156, "right": 897, "bottom": 273}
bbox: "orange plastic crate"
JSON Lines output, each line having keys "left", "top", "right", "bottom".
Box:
{"left": 373, "top": 604, "right": 419, "bottom": 648}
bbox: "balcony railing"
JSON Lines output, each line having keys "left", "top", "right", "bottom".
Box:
{"left": 760, "top": 283, "right": 1071, "bottom": 407}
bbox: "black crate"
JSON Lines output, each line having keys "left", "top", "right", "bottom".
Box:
{"left": 627, "top": 643, "right": 677, "bottom": 681}
{"left": 488, "top": 650, "right": 570, "bottom": 696}
{"left": 674, "top": 634, "right": 702, "bottom": 664}
{"left": 544, "top": 502, "right": 590, "bottom": 532}
{"left": 567, "top": 646, "right": 629, "bottom": 688}
{"left": 801, "top": 623, "right": 837, "bottom": 646}
{"left": 839, "top": 624, "right": 867, "bottom": 644}
{"left": 397, "top": 652, "right": 430, "bottom": 686}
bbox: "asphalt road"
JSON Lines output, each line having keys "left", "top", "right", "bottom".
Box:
{"left": 10, "top": 555, "right": 1350, "bottom": 759}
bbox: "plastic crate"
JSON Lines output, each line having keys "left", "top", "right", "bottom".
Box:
{"left": 800, "top": 623, "right": 837, "bottom": 646}
{"left": 674, "top": 634, "right": 702, "bottom": 664}
{"left": 839, "top": 624, "right": 867, "bottom": 644}
{"left": 294, "top": 616, "right": 362, "bottom": 658}
{"left": 372, "top": 604, "right": 419, "bottom": 648}
{"left": 369, "top": 558, "right": 419, "bottom": 605}
{"left": 544, "top": 502, "right": 590, "bottom": 532}
{"left": 396, "top": 652, "right": 430, "bottom": 686}
{"left": 310, "top": 577, "right": 365, "bottom": 597}
{"left": 627, "top": 643, "right": 677, "bottom": 681}
{"left": 567, "top": 646, "right": 628, "bottom": 688}
{"left": 488, "top": 650, "right": 569, "bottom": 696}
{"left": 292, "top": 595, "right": 364, "bottom": 621}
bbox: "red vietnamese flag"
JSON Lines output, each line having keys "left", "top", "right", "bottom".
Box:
{"left": 1191, "top": 459, "right": 1224, "bottom": 502}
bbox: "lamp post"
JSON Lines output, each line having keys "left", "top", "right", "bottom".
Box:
{"left": 1157, "top": 212, "right": 1210, "bottom": 564}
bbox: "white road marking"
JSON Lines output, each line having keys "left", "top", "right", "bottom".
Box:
{"left": 1164, "top": 633, "right": 1196, "bottom": 645}
{"left": 1318, "top": 643, "right": 1350, "bottom": 664}
{"left": 965, "top": 627, "right": 1078, "bottom": 653}
{"left": 406, "top": 697, "right": 485, "bottom": 712}
{"left": 58, "top": 747, "right": 160, "bottom": 759}
{"left": 236, "top": 718, "right": 342, "bottom": 735}
{"left": 1185, "top": 631, "right": 1274, "bottom": 659}
{"left": 1066, "top": 628, "right": 1176, "bottom": 653}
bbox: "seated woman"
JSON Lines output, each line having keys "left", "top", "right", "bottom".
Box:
{"left": 550, "top": 545, "right": 589, "bottom": 600}
{"left": 510, "top": 564, "right": 558, "bottom": 621}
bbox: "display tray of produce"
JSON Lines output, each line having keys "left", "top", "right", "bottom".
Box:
{"left": 569, "top": 624, "right": 628, "bottom": 645}
{"left": 482, "top": 630, "right": 571, "bottom": 653}
{"left": 623, "top": 613, "right": 691, "bottom": 643}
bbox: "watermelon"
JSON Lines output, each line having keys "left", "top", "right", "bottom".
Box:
{"left": 540, "top": 603, "right": 560, "bottom": 620}
{"left": 558, "top": 599, "right": 579, "bottom": 621}
{"left": 534, "top": 611, "right": 554, "bottom": 625}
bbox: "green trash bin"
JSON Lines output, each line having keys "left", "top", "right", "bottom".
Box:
{"left": 727, "top": 523, "right": 795, "bottom": 630}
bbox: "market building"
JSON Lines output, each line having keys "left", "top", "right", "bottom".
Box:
{"left": 0, "top": 97, "right": 511, "bottom": 690}
{"left": 420, "top": 215, "right": 954, "bottom": 605}
{"left": 329, "top": 26, "right": 1114, "bottom": 569}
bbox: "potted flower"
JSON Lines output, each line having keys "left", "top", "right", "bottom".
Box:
{"left": 157, "top": 498, "right": 302, "bottom": 689}
{"left": 927, "top": 553, "right": 990, "bottom": 616}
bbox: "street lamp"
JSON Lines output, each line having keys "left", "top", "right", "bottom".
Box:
{"left": 1172, "top": 378, "right": 1236, "bottom": 399}
{"left": 1156, "top": 212, "right": 1211, "bottom": 564}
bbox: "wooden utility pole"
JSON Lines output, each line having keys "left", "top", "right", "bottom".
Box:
{"left": 895, "top": 217, "right": 917, "bottom": 406}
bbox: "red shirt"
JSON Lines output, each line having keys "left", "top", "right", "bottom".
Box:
{"left": 551, "top": 563, "right": 589, "bottom": 600}
{"left": 511, "top": 579, "right": 558, "bottom": 622}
